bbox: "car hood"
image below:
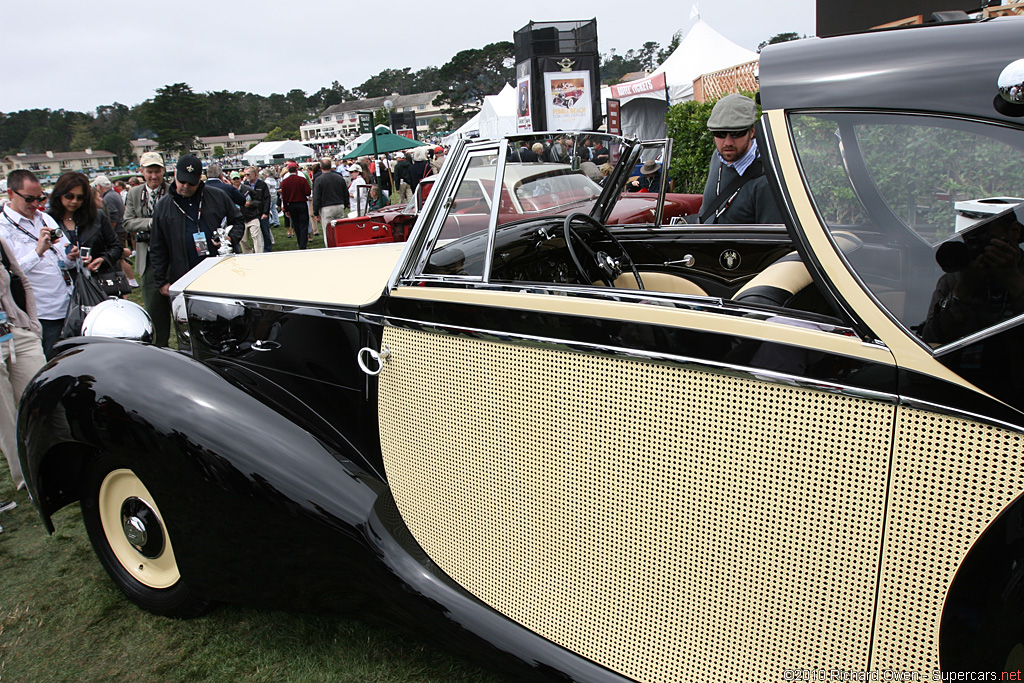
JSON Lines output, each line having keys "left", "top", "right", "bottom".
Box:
{"left": 184, "top": 242, "right": 407, "bottom": 308}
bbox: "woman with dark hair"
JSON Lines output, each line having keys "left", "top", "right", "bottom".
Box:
{"left": 46, "top": 172, "right": 121, "bottom": 278}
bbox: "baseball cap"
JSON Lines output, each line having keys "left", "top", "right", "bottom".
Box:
{"left": 139, "top": 151, "right": 164, "bottom": 168}
{"left": 706, "top": 94, "right": 758, "bottom": 131}
{"left": 176, "top": 155, "right": 203, "bottom": 184}
{"left": 229, "top": 171, "right": 241, "bottom": 179}
{"left": 92, "top": 174, "right": 112, "bottom": 188}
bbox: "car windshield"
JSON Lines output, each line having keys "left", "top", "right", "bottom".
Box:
{"left": 495, "top": 133, "right": 627, "bottom": 225}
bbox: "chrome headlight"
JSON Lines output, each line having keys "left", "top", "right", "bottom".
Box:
{"left": 81, "top": 300, "right": 154, "bottom": 343}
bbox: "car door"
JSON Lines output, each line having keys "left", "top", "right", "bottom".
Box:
{"left": 373, "top": 139, "right": 902, "bottom": 680}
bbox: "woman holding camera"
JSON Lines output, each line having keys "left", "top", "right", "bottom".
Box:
{"left": 47, "top": 172, "right": 122, "bottom": 281}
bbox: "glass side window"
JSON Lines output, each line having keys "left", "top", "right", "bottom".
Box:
{"left": 421, "top": 153, "right": 497, "bottom": 278}
{"left": 791, "top": 112, "right": 1024, "bottom": 347}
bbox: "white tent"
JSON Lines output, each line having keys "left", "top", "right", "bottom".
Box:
{"left": 442, "top": 83, "right": 517, "bottom": 145}
{"left": 242, "top": 140, "right": 317, "bottom": 166}
{"left": 606, "top": 19, "right": 758, "bottom": 140}
{"left": 442, "top": 112, "right": 480, "bottom": 147}
{"left": 478, "top": 83, "right": 517, "bottom": 139}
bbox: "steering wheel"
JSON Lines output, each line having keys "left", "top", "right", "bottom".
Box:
{"left": 563, "top": 212, "right": 644, "bottom": 289}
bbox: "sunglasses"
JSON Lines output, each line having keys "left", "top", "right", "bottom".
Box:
{"left": 12, "top": 189, "right": 46, "bottom": 204}
{"left": 63, "top": 192, "right": 86, "bottom": 201}
{"left": 712, "top": 128, "right": 752, "bottom": 139}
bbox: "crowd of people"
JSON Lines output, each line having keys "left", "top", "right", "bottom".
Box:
{"left": 0, "top": 94, "right": 785, "bottom": 516}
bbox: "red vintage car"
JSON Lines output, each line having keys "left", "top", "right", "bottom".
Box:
{"left": 325, "top": 136, "right": 702, "bottom": 248}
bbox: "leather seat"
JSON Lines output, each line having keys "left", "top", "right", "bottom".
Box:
{"left": 733, "top": 231, "right": 863, "bottom": 308}
{"left": 612, "top": 271, "right": 708, "bottom": 296}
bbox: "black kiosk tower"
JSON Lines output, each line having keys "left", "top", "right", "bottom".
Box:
{"left": 513, "top": 20, "right": 600, "bottom": 133}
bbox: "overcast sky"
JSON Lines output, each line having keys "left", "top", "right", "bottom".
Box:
{"left": 1, "top": 0, "right": 815, "bottom": 114}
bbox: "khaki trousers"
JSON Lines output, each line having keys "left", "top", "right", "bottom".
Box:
{"left": 239, "top": 218, "right": 264, "bottom": 254}
{"left": 0, "top": 327, "right": 45, "bottom": 489}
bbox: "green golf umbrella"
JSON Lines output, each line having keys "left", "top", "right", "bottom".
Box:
{"left": 342, "top": 126, "right": 430, "bottom": 159}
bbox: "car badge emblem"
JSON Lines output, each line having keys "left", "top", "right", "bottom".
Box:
{"left": 720, "top": 249, "right": 741, "bottom": 270}
{"left": 557, "top": 58, "right": 576, "bottom": 73}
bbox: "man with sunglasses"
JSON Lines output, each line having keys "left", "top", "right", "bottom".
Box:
{"left": 699, "top": 93, "right": 784, "bottom": 225}
{"left": 1, "top": 170, "right": 75, "bottom": 358}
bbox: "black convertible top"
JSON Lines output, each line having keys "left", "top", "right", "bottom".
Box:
{"left": 759, "top": 16, "right": 1024, "bottom": 124}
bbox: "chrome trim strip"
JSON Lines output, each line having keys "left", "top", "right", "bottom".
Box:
{"left": 482, "top": 142, "right": 509, "bottom": 282}
{"left": 382, "top": 314, "right": 898, "bottom": 404}
{"left": 900, "top": 396, "right": 1024, "bottom": 435}
{"left": 932, "top": 312, "right": 1024, "bottom": 357}
{"left": 183, "top": 293, "right": 359, "bottom": 320}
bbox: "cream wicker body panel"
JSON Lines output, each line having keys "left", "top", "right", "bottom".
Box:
{"left": 872, "top": 408, "right": 1024, "bottom": 672}
{"left": 378, "top": 326, "right": 896, "bottom": 682}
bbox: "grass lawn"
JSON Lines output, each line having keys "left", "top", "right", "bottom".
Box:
{"left": 0, "top": 224, "right": 503, "bottom": 683}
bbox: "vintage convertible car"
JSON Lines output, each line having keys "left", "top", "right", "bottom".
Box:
{"left": 17, "top": 16, "right": 1024, "bottom": 681}
{"left": 323, "top": 143, "right": 702, "bottom": 247}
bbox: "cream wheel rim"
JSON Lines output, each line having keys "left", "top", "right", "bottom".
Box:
{"left": 98, "top": 468, "right": 181, "bottom": 589}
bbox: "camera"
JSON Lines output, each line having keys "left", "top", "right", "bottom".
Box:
{"left": 135, "top": 230, "right": 151, "bottom": 243}
{"left": 49, "top": 227, "right": 62, "bottom": 241}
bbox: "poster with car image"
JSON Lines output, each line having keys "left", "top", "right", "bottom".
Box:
{"left": 544, "top": 71, "right": 592, "bottom": 130}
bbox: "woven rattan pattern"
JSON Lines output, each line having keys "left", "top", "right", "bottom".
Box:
{"left": 379, "top": 327, "right": 895, "bottom": 681}
{"left": 872, "top": 408, "right": 1024, "bottom": 672}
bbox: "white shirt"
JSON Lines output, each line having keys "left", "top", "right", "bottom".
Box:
{"left": 348, "top": 176, "right": 367, "bottom": 214}
{"left": 0, "top": 204, "right": 73, "bottom": 320}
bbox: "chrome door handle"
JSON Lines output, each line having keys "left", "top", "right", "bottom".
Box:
{"left": 251, "top": 339, "right": 280, "bottom": 352}
{"left": 357, "top": 345, "right": 390, "bottom": 376}
{"left": 664, "top": 255, "right": 695, "bottom": 267}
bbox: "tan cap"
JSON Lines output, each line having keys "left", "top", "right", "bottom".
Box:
{"left": 706, "top": 93, "right": 758, "bottom": 131}
{"left": 139, "top": 151, "right": 164, "bottom": 167}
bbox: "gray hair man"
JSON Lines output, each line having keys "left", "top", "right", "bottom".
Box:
{"left": 699, "top": 94, "right": 784, "bottom": 225}
{"left": 123, "top": 151, "right": 172, "bottom": 346}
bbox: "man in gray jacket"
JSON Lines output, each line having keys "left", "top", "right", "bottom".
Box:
{"left": 699, "top": 94, "right": 784, "bottom": 225}
{"left": 124, "top": 152, "right": 172, "bottom": 346}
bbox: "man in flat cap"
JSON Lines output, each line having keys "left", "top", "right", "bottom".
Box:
{"left": 124, "top": 151, "right": 172, "bottom": 346}
{"left": 149, "top": 155, "right": 244, "bottom": 300}
{"left": 699, "top": 93, "right": 784, "bottom": 225}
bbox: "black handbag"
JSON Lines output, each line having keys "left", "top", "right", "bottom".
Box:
{"left": 62, "top": 268, "right": 108, "bottom": 338}
{"left": 93, "top": 263, "right": 132, "bottom": 298}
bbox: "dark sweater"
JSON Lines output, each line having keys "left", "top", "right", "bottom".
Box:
{"left": 311, "top": 171, "right": 350, "bottom": 215}
{"left": 149, "top": 182, "right": 244, "bottom": 288}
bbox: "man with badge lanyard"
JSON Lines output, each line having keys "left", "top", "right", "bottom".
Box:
{"left": 699, "top": 94, "right": 785, "bottom": 225}
{"left": 1, "top": 170, "right": 77, "bottom": 359}
{"left": 149, "top": 155, "right": 244, "bottom": 299}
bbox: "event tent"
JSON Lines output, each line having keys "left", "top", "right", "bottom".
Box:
{"left": 342, "top": 126, "right": 428, "bottom": 159}
{"left": 478, "top": 83, "right": 518, "bottom": 139}
{"left": 242, "top": 140, "right": 317, "bottom": 166}
{"left": 442, "top": 83, "right": 517, "bottom": 145}
{"left": 605, "top": 19, "right": 758, "bottom": 140}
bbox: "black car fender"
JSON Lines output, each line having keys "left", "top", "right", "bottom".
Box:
{"left": 18, "top": 338, "right": 389, "bottom": 611}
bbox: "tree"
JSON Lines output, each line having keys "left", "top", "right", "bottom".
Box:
{"left": 213, "top": 145, "right": 225, "bottom": 157}
{"left": 428, "top": 117, "right": 447, "bottom": 134}
{"left": 69, "top": 119, "right": 96, "bottom": 151}
{"left": 433, "top": 42, "right": 514, "bottom": 120}
{"left": 758, "top": 32, "right": 804, "bottom": 52}
{"left": 357, "top": 68, "right": 419, "bottom": 99}
{"left": 138, "top": 83, "right": 202, "bottom": 154}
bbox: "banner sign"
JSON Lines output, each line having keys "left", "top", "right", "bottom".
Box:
{"left": 606, "top": 99, "right": 621, "bottom": 136}
{"left": 609, "top": 72, "right": 667, "bottom": 102}
{"left": 517, "top": 61, "right": 533, "bottom": 133}
{"left": 544, "top": 70, "right": 593, "bottom": 131}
